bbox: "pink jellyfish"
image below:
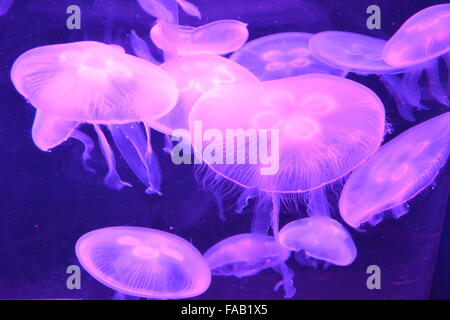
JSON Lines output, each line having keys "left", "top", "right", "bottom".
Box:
{"left": 309, "top": 31, "right": 427, "bottom": 121}
{"left": 76, "top": 226, "right": 211, "bottom": 299}
{"left": 230, "top": 32, "right": 345, "bottom": 81}
{"left": 203, "top": 233, "right": 295, "bottom": 298}
{"left": 150, "top": 54, "right": 259, "bottom": 135}
{"left": 278, "top": 216, "right": 357, "bottom": 267}
{"left": 383, "top": 4, "right": 450, "bottom": 109}
{"left": 11, "top": 41, "right": 178, "bottom": 193}
{"left": 339, "top": 112, "right": 450, "bottom": 229}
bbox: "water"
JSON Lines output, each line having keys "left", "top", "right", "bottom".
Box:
{"left": 0, "top": 0, "right": 449, "bottom": 300}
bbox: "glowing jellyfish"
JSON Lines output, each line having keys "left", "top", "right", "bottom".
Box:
{"left": 383, "top": 4, "right": 450, "bottom": 109}
{"left": 203, "top": 233, "right": 295, "bottom": 298}
{"left": 76, "top": 226, "right": 211, "bottom": 299}
{"left": 11, "top": 41, "right": 178, "bottom": 194}
{"left": 279, "top": 216, "right": 357, "bottom": 267}
{"left": 230, "top": 32, "right": 346, "bottom": 81}
{"left": 150, "top": 54, "right": 258, "bottom": 135}
{"left": 0, "top": 0, "right": 13, "bottom": 15}
{"left": 339, "top": 112, "right": 450, "bottom": 229}
{"left": 309, "top": 31, "right": 426, "bottom": 121}
{"left": 150, "top": 19, "right": 249, "bottom": 57}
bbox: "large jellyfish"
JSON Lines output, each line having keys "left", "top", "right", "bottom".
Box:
{"left": 339, "top": 112, "right": 450, "bottom": 229}
{"left": 203, "top": 233, "right": 295, "bottom": 298}
{"left": 278, "top": 216, "right": 357, "bottom": 267}
{"left": 383, "top": 4, "right": 450, "bottom": 108}
{"left": 230, "top": 32, "right": 346, "bottom": 81}
{"left": 308, "top": 31, "right": 426, "bottom": 121}
{"left": 150, "top": 54, "right": 258, "bottom": 135}
{"left": 11, "top": 41, "right": 178, "bottom": 194}
{"left": 76, "top": 226, "right": 211, "bottom": 299}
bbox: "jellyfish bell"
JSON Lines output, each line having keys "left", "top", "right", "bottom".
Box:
{"left": 188, "top": 73, "right": 386, "bottom": 194}
{"left": 230, "top": 32, "right": 346, "bottom": 81}
{"left": 76, "top": 226, "right": 211, "bottom": 299}
{"left": 383, "top": 4, "right": 450, "bottom": 68}
{"left": 11, "top": 41, "right": 178, "bottom": 193}
{"left": 150, "top": 54, "right": 259, "bottom": 135}
{"left": 203, "top": 233, "right": 295, "bottom": 298}
{"left": 150, "top": 19, "right": 249, "bottom": 57}
{"left": 278, "top": 216, "right": 357, "bottom": 266}
{"left": 339, "top": 112, "right": 450, "bottom": 229}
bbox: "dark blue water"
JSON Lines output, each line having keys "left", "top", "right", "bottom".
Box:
{"left": 0, "top": 0, "right": 449, "bottom": 299}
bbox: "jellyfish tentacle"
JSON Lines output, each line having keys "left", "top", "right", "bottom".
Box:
{"left": 380, "top": 74, "right": 416, "bottom": 121}
{"left": 94, "top": 125, "right": 131, "bottom": 190}
{"left": 307, "top": 187, "right": 330, "bottom": 217}
{"left": 109, "top": 123, "right": 162, "bottom": 195}
{"left": 251, "top": 195, "right": 271, "bottom": 235}
{"left": 402, "top": 69, "right": 426, "bottom": 110}
{"left": 271, "top": 194, "right": 281, "bottom": 238}
{"left": 163, "top": 134, "right": 174, "bottom": 154}
{"left": 235, "top": 188, "right": 259, "bottom": 214}
{"left": 70, "top": 129, "right": 96, "bottom": 173}
{"left": 130, "top": 30, "right": 160, "bottom": 65}
{"left": 445, "top": 54, "right": 450, "bottom": 87}
{"left": 426, "top": 61, "right": 449, "bottom": 106}
{"left": 273, "top": 263, "right": 296, "bottom": 299}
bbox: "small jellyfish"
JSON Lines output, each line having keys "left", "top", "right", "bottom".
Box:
{"left": 76, "top": 226, "right": 211, "bottom": 299}
{"left": 278, "top": 216, "right": 357, "bottom": 267}
{"left": 11, "top": 41, "right": 178, "bottom": 194}
{"left": 339, "top": 112, "right": 450, "bottom": 229}
{"left": 203, "top": 233, "right": 295, "bottom": 298}
{"left": 309, "top": 31, "right": 424, "bottom": 121}
{"left": 150, "top": 54, "right": 258, "bottom": 135}
{"left": 230, "top": 32, "right": 346, "bottom": 81}
{"left": 150, "top": 19, "right": 249, "bottom": 58}
{"left": 383, "top": 4, "right": 450, "bottom": 108}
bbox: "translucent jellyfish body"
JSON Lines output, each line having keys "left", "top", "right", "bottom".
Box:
{"left": 150, "top": 19, "right": 249, "bottom": 57}
{"left": 383, "top": 4, "right": 450, "bottom": 108}
{"left": 151, "top": 54, "right": 258, "bottom": 134}
{"left": 230, "top": 32, "right": 346, "bottom": 81}
{"left": 339, "top": 112, "right": 450, "bottom": 229}
{"left": 11, "top": 41, "right": 178, "bottom": 193}
{"left": 309, "top": 31, "right": 424, "bottom": 121}
{"left": 188, "top": 73, "right": 386, "bottom": 193}
{"left": 203, "top": 233, "right": 295, "bottom": 298}
{"left": 76, "top": 226, "right": 211, "bottom": 299}
{"left": 279, "top": 217, "right": 357, "bottom": 266}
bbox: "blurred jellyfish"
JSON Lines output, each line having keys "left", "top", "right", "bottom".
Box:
{"left": 383, "top": 4, "right": 450, "bottom": 108}
{"left": 11, "top": 41, "right": 178, "bottom": 193}
{"left": 137, "top": 0, "right": 179, "bottom": 24}
{"left": 150, "top": 19, "right": 249, "bottom": 58}
{"left": 188, "top": 73, "right": 385, "bottom": 243}
{"left": 0, "top": 0, "right": 13, "bottom": 16}
{"left": 203, "top": 233, "right": 295, "bottom": 298}
{"left": 339, "top": 112, "right": 450, "bottom": 229}
{"left": 130, "top": 30, "right": 161, "bottom": 65}
{"left": 76, "top": 226, "right": 211, "bottom": 299}
{"left": 230, "top": 32, "right": 346, "bottom": 81}
{"left": 150, "top": 54, "right": 258, "bottom": 135}
{"left": 279, "top": 216, "right": 357, "bottom": 267}
{"left": 309, "top": 31, "right": 428, "bottom": 121}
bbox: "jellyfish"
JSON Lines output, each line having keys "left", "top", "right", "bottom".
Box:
{"left": 76, "top": 226, "right": 211, "bottom": 299}
{"left": 309, "top": 31, "right": 428, "bottom": 121}
{"left": 11, "top": 41, "right": 178, "bottom": 194}
{"left": 339, "top": 112, "right": 450, "bottom": 229}
{"left": 130, "top": 30, "right": 161, "bottom": 65}
{"left": 203, "top": 233, "right": 295, "bottom": 298}
{"left": 279, "top": 216, "right": 357, "bottom": 267}
{"left": 0, "top": 0, "right": 13, "bottom": 16}
{"left": 188, "top": 73, "right": 384, "bottom": 267}
{"left": 382, "top": 4, "right": 450, "bottom": 109}
{"left": 150, "top": 54, "right": 258, "bottom": 135}
{"left": 230, "top": 32, "right": 346, "bottom": 81}
{"left": 150, "top": 19, "right": 249, "bottom": 58}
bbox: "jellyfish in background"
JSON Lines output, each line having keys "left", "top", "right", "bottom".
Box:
{"left": 383, "top": 4, "right": 450, "bottom": 109}
{"left": 150, "top": 54, "right": 258, "bottom": 135}
{"left": 11, "top": 41, "right": 178, "bottom": 194}
{"left": 76, "top": 226, "right": 211, "bottom": 299}
{"left": 230, "top": 32, "right": 346, "bottom": 81}
{"left": 0, "top": 0, "right": 13, "bottom": 16}
{"left": 203, "top": 233, "right": 296, "bottom": 298}
{"left": 339, "top": 112, "right": 450, "bottom": 229}
{"left": 279, "top": 216, "right": 357, "bottom": 268}
{"left": 309, "top": 31, "right": 428, "bottom": 121}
